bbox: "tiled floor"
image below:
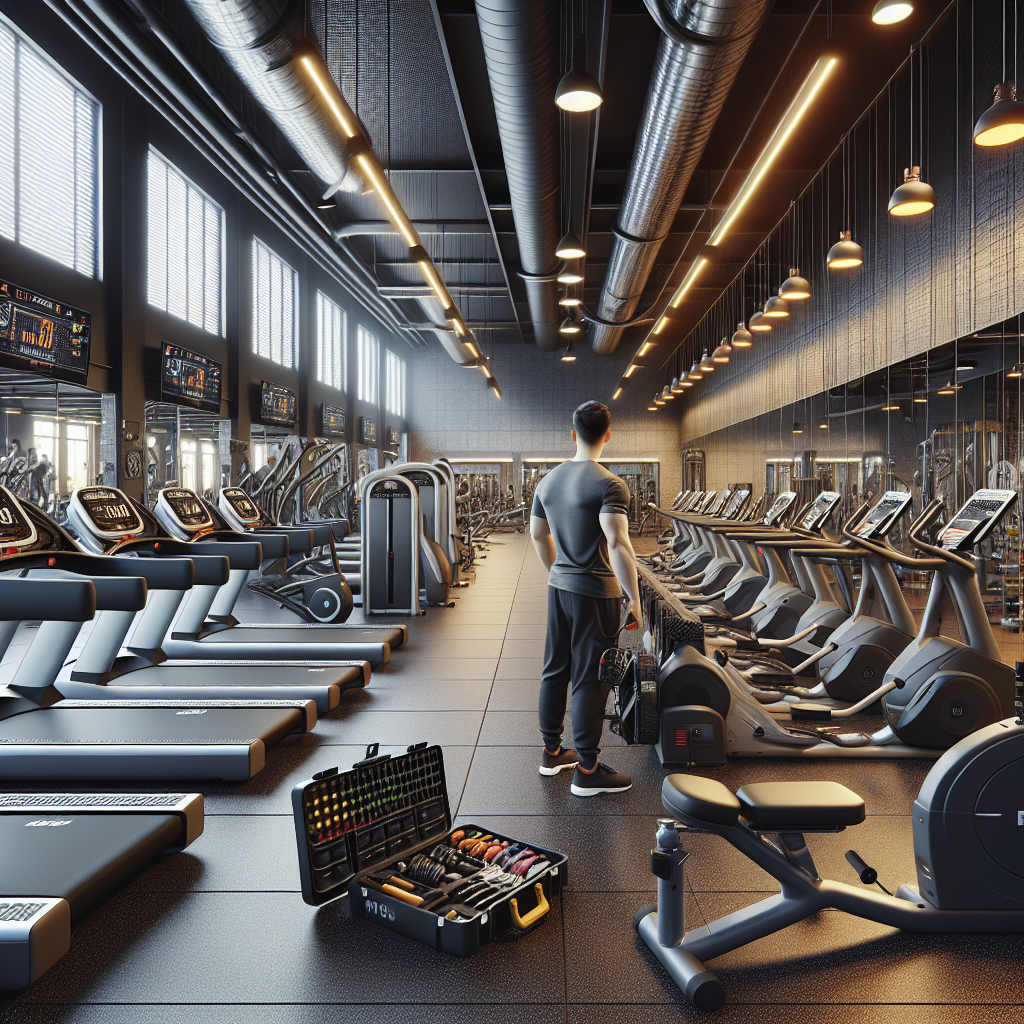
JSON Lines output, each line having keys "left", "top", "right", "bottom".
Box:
{"left": 1, "top": 534, "right": 1022, "bottom": 1022}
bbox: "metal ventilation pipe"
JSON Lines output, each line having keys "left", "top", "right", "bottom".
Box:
{"left": 475, "top": 0, "right": 563, "bottom": 351}
{"left": 180, "top": 0, "right": 362, "bottom": 196}
{"left": 590, "top": 0, "right": 770, "bottom": 354}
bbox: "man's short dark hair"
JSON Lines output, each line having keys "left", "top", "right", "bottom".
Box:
{"left": 573, "top": 401, "right": 611, "bottom": 445}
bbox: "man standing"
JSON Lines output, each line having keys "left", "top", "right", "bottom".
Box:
{"left": 530, "top": 401, "right": 643, "bottom": 796}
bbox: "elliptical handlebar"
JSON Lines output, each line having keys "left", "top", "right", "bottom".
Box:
{"left": 842, "top": 497, "right": 946, "bottom": 570}
{"left": 905, "top": 497, "right": 978, "bottom": 572}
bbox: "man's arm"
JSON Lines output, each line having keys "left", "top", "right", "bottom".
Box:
{"left": 600, "top": 511, "right": 643, "bottom": 631}
{"left": 530, "top": 515, "right": 557, "bottom": 571}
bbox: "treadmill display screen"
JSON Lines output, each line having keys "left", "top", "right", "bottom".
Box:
{"left": 320, "top": 403, "right": 346, "bottom": 438}
{"left": 161, "top": 343, "right": 222, "bottom": 413}
{"left": 799, "top": 491, "right": 842, "bottom": 530}
{"left": 161, "top": 488, "right": 214, "bottom": 530}
{"left": 76, "top": 487, "right": 143, "bottom": 535}
{"left": 0, "top": 279, "right": 90, "bottom": 383}
{"left": 722, "top": 489, "right": 750, "bottom": 518}
{"left": 221, "top": 488, "right": 262, "bottom": 525}
{"left": 765, "top": 491, "right": 796, "bottom": 525}
{"left": 260, "top": 381, "right": 296, "bottom": 425}
{"left": 938, "top": 489, "right": 1018, "bottom": 550}
{"left": 0, "top": 487, "right": 36, "bottom": 548}
{"left": 853, "top": 491, "right": 913, "bottom": 539}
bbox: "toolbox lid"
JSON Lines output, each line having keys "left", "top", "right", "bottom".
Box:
{"left": 291, "top": 743, "right": 451, "bottom": 908}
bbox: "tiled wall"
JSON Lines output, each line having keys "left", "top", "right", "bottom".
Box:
{"left": 408, "top": 341, "right": 684, "bottom": 500}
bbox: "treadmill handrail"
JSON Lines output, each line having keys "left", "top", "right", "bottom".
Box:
{"left": 0, "top": 577, "right": 96, "bottom": 621}
{"left": 108, "top": 540, "right": 230, "bottom": 586}
{"left": 11, "top": 550, "right": 195, "bottom": 591}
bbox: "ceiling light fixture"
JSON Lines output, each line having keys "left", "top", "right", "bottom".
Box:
{"left": 712, "top": 338, "right": 732, "bottom": 363}
{"left": 818, "top": 418, "right": 829, "bottom": 429}
{"left": 661, "top": 385, "right": 674, "bottom": 401}
{"left": 914, "top": 392, "right": 928, "bottom": 402}
{"left": 731, "top": 322, "right": 754, "bottom": 348}
{"left": 937, "top": 379, "right": 960, "bottom": 395}
{"left": 559, "top": 295, "right": 582, "bottom": 307}
{"left": 488, "top": 378, "right": 502, "bottom": 399}
{"left": 688, "top": 361, "right": 703, "bottom": 381}
{"left": 317, "top": 202, "right": 334, "bottom": 210}
{"left": 557, "top": 268, "right": 584, "bottom": 285}
{"left": 555, "top": 231, "right": 586, "bottom": 259}
{"left": 827, "top": 230, "right": 865, "bottom": 269}
{"left": 624, "top": 364, "right": 639, "bottom": 378}
{"left": 779, "top": 268, "right": 811, "bottom": 300}
{"left": 555, "top": 0, "right": 603, "bottom": 112}
{"left": 638, "top": 341, "right": 654, "bottom": 356}
{"left": 699, "top": 351, "right": 715, "bottom": 373}
{"left": 464, "top": 340, "right": 480, "bottom": 359}
{"left": 1007, "top": 363, "right": 1023, "bottom": 378}
{"left": 648, "top": 403, "right": 658, "bottom": 411}
{"left": 561, "top": 346, "right": 577, "bottom": 362}
{"left": 792, "top": 421, "right": 804, "bottom": 434}
{"left": 679, "top": 377, "right": 693, "bottom": 387}
{"left": 653, "top": 317, "right": 669, "bottom": 335}
{"left": 974, "top": 82, "right": 1024, "bottom": 146}
{"left": 671, "top": 377, "right": 685, "bottom": 394}
{"left": 612, "top": 387, "right": 623, "bottom": 400}
{"left": 669, "top": 256, "right": 709, "bottom": 309}
{"left": 654, "top": 392, "right": 666, "bottom": 406}
{"left": 559, "top": 316, "right": 582, "bottom": 336}
{"left": 748, "top": 311, "right": 772, "bottom": 333}
{"left": 889, "top": 166, "right": 936, "bottom": 217}
{"left": 872, "top": 0, "right": 913, "bottom": 25}
{"left": 882, "top": 400, "right": 900, "bottom": 411}
{"left": 763, "top": 295, "right": 790, "bottom": 319}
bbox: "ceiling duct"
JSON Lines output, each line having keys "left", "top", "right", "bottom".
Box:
{"left": 474, "top": 0, "right": 563, "bottom": 351}
{"left": 590, "top": 0, "right": 770, "bottom": 355}
{"left": 179, "top": 0, "right": 363, "bottom": 196}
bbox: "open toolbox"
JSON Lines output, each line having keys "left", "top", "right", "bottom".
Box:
{"left": 292, "top": 743, "right": 568, "bottom": 956}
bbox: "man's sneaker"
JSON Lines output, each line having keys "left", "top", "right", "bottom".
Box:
{"left": 570, "top": 762, "right": 633, "bottom": 797}
{"left": 539, "top": 747, "right": 580, "bottom": 776}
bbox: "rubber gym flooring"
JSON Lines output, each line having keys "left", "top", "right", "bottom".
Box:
{"left": 1, "top": 533, "right": 1022, "bottom": 1022}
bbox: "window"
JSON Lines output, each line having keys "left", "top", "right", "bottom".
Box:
{"left": 0, "top": 18, "right": 101, "bottom": 277}
{"left": 357, "top": 325, "right": 379, "bottom": 405}
{"left": 252, "top": 237, "right": 298, "bottom": 368}
{"left": 147, "top": 149, "right": 224, "bottom": 335}
{"left": 316, "top": 291, "right": 346, "bottom": 391}
{"left": 386, "top": 350, "right": 406, "bottom": 418}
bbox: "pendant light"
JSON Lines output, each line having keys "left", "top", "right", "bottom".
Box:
{"left": 654, "top": 391, "right": 666, "bottom": 406}
{"left": 561, "top": 343, "right": 577, "bottom": 362}
{"left": 559, "top": 314, "right": 582, "bottom": 336}
{"left": 559, "top": 294, "right": 581, "bottom": 307}
{"left": 936, "top": 379, "right": 959, "bottom": 395}
{"left": 661, "top": 385, "right": 674, "bottom": 402}
{"left": 779, "top": 269, "right": 811, "bottom": 300}
{"left": 748, "top": 311, "right": 771, "bottom": 333}
{"left": 974, "top": 2, "right": 1024, "bottom": 146}
{"left": 671, "top": 377, "right": 685, "bottom": 394}
{"left": 763, "top": 295, "right": 790, "bottom": 319}
{"left": 679, "top": 375, "right": 693, "bottom": 387}
{"left": 712, "top": 338, "right": 732, "bottom": 363}
{"left": 699, "top": 351, "right": 715, "bottom": 373}
{"left": 872, "top": 0, "right": 913, "bottom": 25}
{"left": 557, "top": 267, "right": 583, "bottom": 284}
{"left": 1007, "top": 363, "right": 1023, "bottom": 378}
{"left": 889, "top": 47, "right": 936, "bottom": 217}
{"left": 792, "top": 420, "right": 804, "bottom": 434}
{"left": 818, "top": 417, "right": 829, "bottom": 429}
{"left": 555, "top": 0, "right": 602, "bottom": 112}
{"left": 889, "top": 166, "right": 936, "bottom": 216}
{"left": 688, "top": 360, "right": 703, "bottom": 381}
{"left": 827, "top": 230, "right": 865, "bottom": 269}
{"left": 731, "top": 321, "right": 754, "bottom": 348}
{"left": 555, "top": 231, "right": 586, "bottom": 259}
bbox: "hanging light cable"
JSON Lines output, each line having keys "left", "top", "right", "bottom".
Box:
{"left": 889, "top": 46, "right": 936, "bottom": 216}
{"left": 555, "top": 0, "right": 603, "bottom": 112}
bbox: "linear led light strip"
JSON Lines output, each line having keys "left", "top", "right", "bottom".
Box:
{"left": 296, "top": 45, "right": 480, "bottom": 362}
{"left": 614, "top": 56, "right": 837, "bottom": 396}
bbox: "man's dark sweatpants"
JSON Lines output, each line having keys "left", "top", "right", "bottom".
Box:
{"left": 539, "top": 587, "right": 621, "bottom": 770}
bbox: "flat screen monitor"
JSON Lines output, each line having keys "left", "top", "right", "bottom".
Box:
{"left": 320, "top": 403, "right": 346, "bottom": 438}
{"left": 0, "top": 278, "right": 90, "bottom": 383}
{"left": 386, "top": 425, "right": 400, "bottom": 447}
{"left": 161, "top": 343, "right": 222, "bottom": 413}
{"left": 359, "top": 416, "right": 377, "bottom": 445}
{"left": 260, "top": 380, "right": 296, "bottom": 425}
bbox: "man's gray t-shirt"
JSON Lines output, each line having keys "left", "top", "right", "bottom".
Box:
{"left": 531, "top": 460, "right": 630, "bottom": 598}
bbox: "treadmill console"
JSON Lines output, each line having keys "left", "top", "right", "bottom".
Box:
{"left": 0, "top": 485, "right": 37, "bottom": 550}
{"left": 853, "top": 490, "right": 914, "bottom": 539}
{"left": 69, "top": 487, "right": 144, "bottom": 553}
{"left": 938, "top": 489, "right": 1018, "bottom": 551}
{"left": 156, "top": 488, "right": 215, "bottom": 538}
{"left": 764, "top": 491, "right": 797, "bottom": 526}
{"left": 721, "top": 489, "right": 750, "bottom": 519}
{"left": 798, "top": 491, "right": 842, "bottom": 531}
{"left": 219, "top": 487, "right": 264, "bottom": 530}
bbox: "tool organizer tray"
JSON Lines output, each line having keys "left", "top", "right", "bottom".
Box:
{"left": 292, "top": 743, "right": 567, "bottom": 956}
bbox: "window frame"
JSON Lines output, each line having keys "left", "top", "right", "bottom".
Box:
{"left": 357, "top": 325, "right": 380, "bottom": 406}
{"left": 251, "top": 236, "right": 300, "bottom": 370}
{"left": 316, "top": 290, "right": 346, "bottom": 392}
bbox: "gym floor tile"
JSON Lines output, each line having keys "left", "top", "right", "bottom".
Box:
{"left": 400, "top": 623, "right": 507, "bottom": 640}
{"left": 494, "top": 658, "right": 543, "bottom": 679}
{"left": 313, "top": 710, "right": 484, "bottom": 746}
{"left": 397, "top": 638, "right": 503, "bottom": 659}
{"left": 484, "top": 677, "right": 541, "bottom": 710}
{"left": 373, "top": 658, "right": 498, "bottom": 680}
{"left": 499, "top": 639, "right": 547, "bottom": 659}
{"left": 427, "top": 613, "right": 511, "bottom": 625}
{"left": 459, "top": 745, "right": 666, "bottom": 817}
{"left": 565, "top": 1005, "right": 1024, "bottom": 1023}
{"left": 476, "top": 710, "right": 625, "bottom": 747}
{"left": 502, "top": 623, "right": 549, "bottom": 640}
{"left": 339, "top": 680, "right": 494, "bottom": 713}
{"left": 1, "top": 1007, "right": 569, "bottom": 1024}
{"left": 13, "top": 890, "right": 566, "bottom": 1005}
{"left": 686, "top": 892, "right": 1024, "bottom": 1006}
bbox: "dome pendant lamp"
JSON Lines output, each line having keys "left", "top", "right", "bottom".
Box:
{"left": 661, "top": 385, "right": 674, "bottom": 402}
{"left": 555, "top": 0, "right": 602, "bottom": 112}
{"left": 827, "top": 230, "right": 865, "bottom": 269}
{"left": 555, "top": 231, "right": 586, "bottom": 259}
{"left": 974, "top": 82, "right": 1024, "bottom": 146}
{"left": 671, "top": 377, "right": 685, "bottom": 394}
{"left": 763, "top": 295, "right": 790, "bottom": 319}
{"left": 559, "top": 315, "right": 582, "bottom": 336}
{"left": 872, "top": 0, "right": 913, "bottom": 25}
{"left": 889, "top": 166, "right": 937, "bottom": 217}
{"left": 731, "top": 321, "right": 754, "bottom": 348}
{"left": 688, "top": 360, "right": 703, "bottom": 381}
{"left": 748, "top": 311, "right": 771, "bottom": 333}
{"left": 699, "top": 351, "right": 715, "bottom": 373}
{"left": 712, "top": 338, "right": 732, "bottom": 363}
{"left": 779, "top": 268, "right": 811, "bottom": 300}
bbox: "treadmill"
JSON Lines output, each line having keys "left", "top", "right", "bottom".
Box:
{"left": 0, "top": 491, "right": 314, "bottom": 781}
{"left": 20, "top": 499, "right": 365, "bottom": 714}
{"left": 0, "top": 791, "right": 203, "bottom": 988}
{"left": 66, "top": 486, "right": 400, "bottom": 665}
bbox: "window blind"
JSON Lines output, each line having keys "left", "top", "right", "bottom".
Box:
{"left": 0, "top": 18, "right": 101, "bottom": 277}
{"left": 147, "top": 149, "right": 223, "bottom": 335}
{"left": 386, "top": 349, "right": 405, "bottom": 417}
{"left": 357, "top": 326, "right": 379, "bottom": 405}
{"left": 316, "top": 291, "right": 345, "bottom": 391}
{"left": 252, "top": 237, "right": 298, "bottom": 369}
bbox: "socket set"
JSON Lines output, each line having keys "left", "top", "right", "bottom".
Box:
{"left": 292, "top": 743, "right": 567, "bottom": 956}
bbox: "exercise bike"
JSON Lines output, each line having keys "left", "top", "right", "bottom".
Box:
{"left": 633, "top": 695, "right": 1024, "bottom": 1011}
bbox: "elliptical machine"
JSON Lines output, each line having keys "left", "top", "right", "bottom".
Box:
{"left": 634, "top": 693, "right": 1024, "bottom": 1011}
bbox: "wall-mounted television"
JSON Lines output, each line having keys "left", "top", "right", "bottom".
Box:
{"left": 0, "top": 278, "right": 91, "bottom": 383}
{"left": 260, "top": 380, "right": 297, "bottom": 425}
{"left": 386, "top": 425, "right": 400, "bottom": 447}
{"left": 320, "top": 402, "right": 346, "bottom": 438}
{"left": 359, "top": 416, "right": 377, "bottom": 445}
{"left": 161, "top": 343, "right": 222, "bottom": 413}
